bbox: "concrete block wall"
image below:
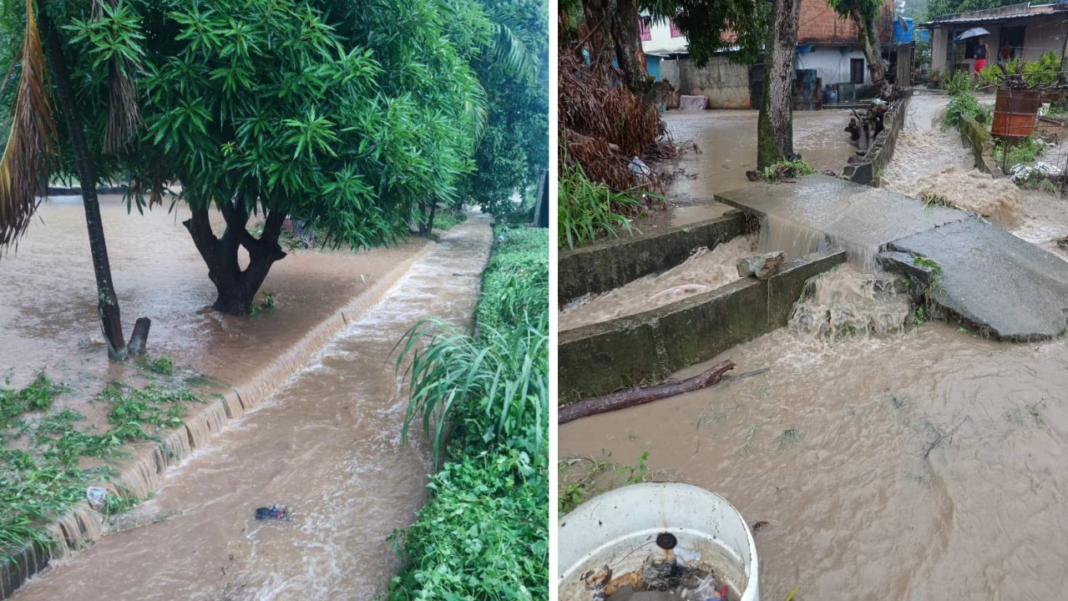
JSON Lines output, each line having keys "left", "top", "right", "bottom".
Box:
{"left": 843, "top": 93, "right": 910, "bottom": 185}
{"left": 675, "top": 56, "right": 751, "bottom": 108}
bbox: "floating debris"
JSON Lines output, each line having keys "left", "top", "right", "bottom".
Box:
{"left": 254, "top": 504, "right": 291, "bottom": 521}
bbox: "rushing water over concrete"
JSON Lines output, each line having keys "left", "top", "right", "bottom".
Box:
{"left": 788, "top": 264, "right": 911, "bottom": 340}
{"left": 558, "top": 234, "right": 756, "bottom": 331}
{"left": 561, "top": 321, "right": 1068, "bottom": 600}
{"left": 11, "top": 215, "right": 492, "bottom": 601}
{"left": 718, "top": 175, "right": 966, "bottom": 269}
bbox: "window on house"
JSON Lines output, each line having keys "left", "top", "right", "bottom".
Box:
{"left": 639, "top": 16, "right": 652, "bottom": 41}
{"left": 670, "top": 19, "right": 683, "bottom": 38}
{"left": 850, "top": 58, "right": 865, "bottom": 84}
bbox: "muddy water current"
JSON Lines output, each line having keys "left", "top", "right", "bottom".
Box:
{"left": 559, "top": 234, "right": 756, "bottom": 331}
{"left": 561, "top": 322, "right": 1068, "bottom": 600}
{"left": 562, "top": 95, "right": 1068, "bottom": 600}
{"left": 11, "top": 215, "right": 492, "bottom": 601}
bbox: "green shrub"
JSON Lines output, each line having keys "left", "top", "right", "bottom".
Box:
{"left": 762, "top": 158, "right": 816, "bottom": 182}
{"left": 390, "top": 225, "right": 548, "bottom": 600}
{"left": 433, "top": 208, "right": 468, "bottom": 231}
{"left": 1006, "top": 137, "right": 1043, "bottom": 165}
{"left": 558, "top": 160, "right": 643, "bottom": 250}
{"left": 388, "top": 446, "right": 548, "bottom": 601}
{"left": 943, "top": 92, "right": 989, "bottom": 129}
{"left": 944, "top": 71, "right": 973, "bottom": 96}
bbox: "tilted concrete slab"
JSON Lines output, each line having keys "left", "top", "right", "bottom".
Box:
{"left": 715, "top": 175, "right": 967, "bottom": 263}
{"left": 717, "top": 174, "right": 1068, "bottom": 340}
{"left": 886, "top": 219, "right": 1068, "bottom": 341}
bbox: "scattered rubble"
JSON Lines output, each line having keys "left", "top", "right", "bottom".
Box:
{"left": 736, "top": 252, "right": 785, "bottom": 280}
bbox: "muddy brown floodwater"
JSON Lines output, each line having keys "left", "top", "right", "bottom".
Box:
{"left": 11, "top": 214, "right": 492, "bottom": 600}
{"left": 595, "top": 110, "right": 858, "bottom": 244}
{"left": 0, "top": 194, "right": 429, "bottom": 394}
{"left": 561, "top": 324, "right": 1068, "bottom": 600}
{"left": 562, "top": 94, "right": 1068, "bottom": 600}
{"left": 559, "top": 234, "right": 757, "bottom": 331}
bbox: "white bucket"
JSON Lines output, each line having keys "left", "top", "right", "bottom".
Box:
{"left": 559, "top": 483, "right": 759, "bottom": 601}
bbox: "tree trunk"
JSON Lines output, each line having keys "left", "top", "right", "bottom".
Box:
{"left": 39, "top": 5, "right": 127, "bottom": 361}
{"left": 851, "top": 6, "right": 890, "bottom": 99}
{"left": 559, "top": 360, "right": 736, "bottom": 424}
{"left": 426, "top": 202, "right": 437, "bottom": 234}
{"left": 609, "top": 0, "right": 648, "bottom": 94}
{"left": 183, "top": 196, "right": 287, "bottom": 316}
{"left": 756, "top": 0, "right": 802, "bottom": 170}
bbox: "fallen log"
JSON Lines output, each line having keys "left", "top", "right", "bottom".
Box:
{"left": 559, "top": 360, "right": 735, "bottom": 424}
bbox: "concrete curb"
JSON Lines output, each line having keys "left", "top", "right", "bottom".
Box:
{"left": 0, "top": 241, "right": 435, "bottom": 599}
{"left": 843, "top": 92, "right": 910, "bottom": 186}
{"left": 958, "top": 116, "right": 1004, "bottom": 177}
{"left": 559, "top": 212, "right": 752, "bottom": 305}
{"left": 559, "top": 249, "right": 846, "bottom": 404}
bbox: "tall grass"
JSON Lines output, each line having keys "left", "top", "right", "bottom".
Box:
{"left": 558, "top": 161, "right": 643, "bottom": 250}
{"left": 389, "top": 224, "right": 548, "bottom": 600}
{"left": 393, "top": 315, "right": 548, "bottom": 463}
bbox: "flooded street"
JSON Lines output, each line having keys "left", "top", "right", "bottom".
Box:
{"left": 662, "top": 109, "right": 857, "bottom": 201}
{"left": 0, "top": 195, "right": 428, "bottom": 393}
{"left": 9, "top": 214, "right": 492, "bottom": 600}
{"left": 561, "top": 92, "right": 1068, "bottom": 600}
{"left": 561, "top": 323, "right": 1068, "bottom": 600}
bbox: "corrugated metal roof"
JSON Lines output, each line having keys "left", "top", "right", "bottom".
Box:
{"left": 919, "top": 2, "right": 1067, "bottom": 26}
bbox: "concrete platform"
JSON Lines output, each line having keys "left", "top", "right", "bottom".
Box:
{"left": 715, "top": 174, "right": 966, "bottom": 264}
{"left": 716, "top": 175, "right": 1068, "bottom": 340}
{"left": 887, "top": 220, "right": 1068, "bottom": 341}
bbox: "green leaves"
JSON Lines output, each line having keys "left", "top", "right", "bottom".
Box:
{"left": 65, "top": 0, "right": 146, "bottom": 73}
{"left": 284, "top": 109, "right": 340, "bottom": 160}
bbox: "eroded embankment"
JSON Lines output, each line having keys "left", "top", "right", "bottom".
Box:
{"left": 0, "top": 196, "right": 437, "bottom": 597}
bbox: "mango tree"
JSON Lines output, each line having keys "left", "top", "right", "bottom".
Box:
{"left": 64, "top": 0, "right": 487, "bottom": 315}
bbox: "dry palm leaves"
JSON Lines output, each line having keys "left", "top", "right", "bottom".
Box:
{"left": 559, "top": 51, "right": 675, "bottom": 194}
{"left": 0, "top": 0, "right": 56, "bottom": 252}
{"left": 94, "top": 0, "right": 142, "bottom": 154}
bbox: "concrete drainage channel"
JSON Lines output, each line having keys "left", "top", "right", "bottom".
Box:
{"left": 558, "top": 212, "right": 844, "bottom": 403}
{"left": 560, "top": 174, "right": 1068, "bottom": 404}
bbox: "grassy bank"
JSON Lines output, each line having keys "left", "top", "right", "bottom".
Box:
{"left": 389, "top": 224, "right": 549, "bottom": 600}
{"left": 0, "top": 366, "right": 207, "bottom": 561}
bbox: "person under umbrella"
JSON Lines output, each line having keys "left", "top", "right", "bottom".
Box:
{"left": 974, "top": 36, "right": 989, "bottom": 80}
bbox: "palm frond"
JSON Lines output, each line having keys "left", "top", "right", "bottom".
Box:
{"left": 95, "top": 0, "right": 142, "bottom": 154}
{"left": 488, "top": 19, "right": 539, "bottom": 83}
{"left": 0, "top": 0, "right": 55, "bottom": 252}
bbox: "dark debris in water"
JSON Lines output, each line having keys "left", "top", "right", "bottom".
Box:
{"left": 255, "top": 504, "right": 291, "bottom": 521}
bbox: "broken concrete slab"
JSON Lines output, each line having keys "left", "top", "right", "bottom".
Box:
{"left": 719, "top": 175, "right": 1068, "bottom": 340}
{"left": 559, "top": 249, "right": 846, "bottom": 403}
{"left": 558, "top": 211, "right": 750, "bottom": 304}
{"left": 886, "top": 219, "right": 1068, "bottom": 341}
{"left": 715, "top": 174, "right": 967, "bottom": 265}
{"left": 678, "top": 95, "right": 709, "bottom": 111}
{"left": 737, "top": 251, "right": 785, "bottom": 280}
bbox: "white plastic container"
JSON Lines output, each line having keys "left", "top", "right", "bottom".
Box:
{"left": 559, "top": 483, "right": 759, "bottom": 601}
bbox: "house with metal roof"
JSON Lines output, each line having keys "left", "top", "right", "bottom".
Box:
{"left": 920, "top": 2, "right": 1068, "bottom": 76}
{"left": 640, "top": 0, "right": 895, "bottom": 108}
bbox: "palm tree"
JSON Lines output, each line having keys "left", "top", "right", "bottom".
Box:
{"left": 0, "top": 0, "right": 147, "bottom": 360}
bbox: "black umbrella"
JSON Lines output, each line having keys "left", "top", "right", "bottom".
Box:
{"left": 954, "top": 27, "right": 990, "bottom": 42}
